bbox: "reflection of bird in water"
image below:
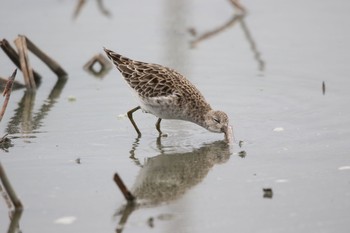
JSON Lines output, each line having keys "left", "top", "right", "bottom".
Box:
{"left": 115, "top": 140, "right": 232, "bottom": 233}
{"left": 104, "top": 48, "right": 233, "bottom": 144}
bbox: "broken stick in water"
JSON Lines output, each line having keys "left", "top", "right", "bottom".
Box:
{"left": 0, "top": 38, "right": 42, "bottom": 84}
{"left": 24, "top": 35, "right": 68, "bottom": 78}
{"left": 113, "top": 173, "right": 135, "bottom": 202}
{"left": 14, "top": 36, "right": 36, "bottom": 89}
{"left": 1, "top": 35, "right": 67, "bottom": 89}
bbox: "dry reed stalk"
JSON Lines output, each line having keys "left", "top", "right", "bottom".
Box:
{"left": 24, "top": 35, "right": 68, "bottom": 78}
{"left": 0, "top": 39, "right": 42, "bottom": 83}
{"left": 14, "top": 36, "right": 36, "bottom": 89}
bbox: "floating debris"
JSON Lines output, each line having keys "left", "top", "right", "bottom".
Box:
{"left": 273, "top": 127, "right": 284, "bottom": 132}
{"left": 147, "top": 217, "right": 154, "bottom": 228}
{"left": 263, "top": 188, "right": 273, "bottom": 198}
{"left": 238, "top": 150, "right": 247, "bottom": 158}
{"left": 67, "top": 95, "right": 77, "bottom": 102}
{"left": 75, "top": 158, "right": 81, "bottom": 164}
{"left": 238, "top": 140, "right": 244, "bottom": 148}
{"left": 0, "top": 135, "right": 13, "bottom": 152}
{"left": 275, "top": 179, "right": 288, "bottom": 183}
{"left": 157, "top": 213, "right": 174, "bottom": 221}
{"left": 83, "top": 53, "right": 112, "bottom": 78}
{"left": 117, "top": 114, "right": 127, "bottom": 120}
{"left": 338, "top": 166, "right": 350, "bottom": 170}
{"left": 54, "top": 216, "right": 77, "bottom": 225}
{"left": 322, "top": 81, "right": 326, "bottom": 95}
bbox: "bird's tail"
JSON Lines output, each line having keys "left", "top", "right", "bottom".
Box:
{"left": 103, "top": 47, "right": 124, "bottom": 66}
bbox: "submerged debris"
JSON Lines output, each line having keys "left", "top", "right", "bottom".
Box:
{"left": 263, "top": 188, "right": 273, "bottom": 199}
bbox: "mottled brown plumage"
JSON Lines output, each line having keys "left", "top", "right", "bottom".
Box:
{"left": 104, "top": 48, "right": 233, "bottom": 143}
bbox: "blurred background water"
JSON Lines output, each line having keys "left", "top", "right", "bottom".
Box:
{"left": 1, "top": 0, "right": 350, "bottom": 232}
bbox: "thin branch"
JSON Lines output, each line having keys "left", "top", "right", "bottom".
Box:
{"left": 0, "top": 69, "right": 17, "bottom": 122}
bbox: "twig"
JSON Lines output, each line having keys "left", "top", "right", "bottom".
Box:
{"left": 0, "top": 69, "right": 17, "bottom": 122}
{"left": 0, "top": 162, "right": 23, "bottom": 209}
{"left": 113, "top": 173, "right": 135, "bottom": 202}
{"left": 228, "top": 0, "right": 247, "bottom": 14}
{"left": 191, "top": 14, "right": 243, "bottom": 48}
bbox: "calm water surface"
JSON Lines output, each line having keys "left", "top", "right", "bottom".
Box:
{"left": 1, "top": 0, "right": 350, "bottom": 232}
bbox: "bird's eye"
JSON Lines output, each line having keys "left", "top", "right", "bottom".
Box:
{"left": 213, "top": 118, "right": 220, "bottom": 123}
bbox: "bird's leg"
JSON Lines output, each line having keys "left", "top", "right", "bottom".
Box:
{"left": 127, "top": 106, "right": 141, "bottom": 137}
{"left": 155, "top": 118, "right": 162, "bottom": 135}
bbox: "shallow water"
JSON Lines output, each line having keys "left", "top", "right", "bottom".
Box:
{"left": 1, "top": 0, "right": 350, "bottom": 232}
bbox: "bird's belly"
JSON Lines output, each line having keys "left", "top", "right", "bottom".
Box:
{"left": 138, "top": 96, "right": 183, "bottom": 120}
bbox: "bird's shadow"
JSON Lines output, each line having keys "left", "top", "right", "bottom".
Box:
{"left": 115, "top": 137, "right": 232, "bottom": 233}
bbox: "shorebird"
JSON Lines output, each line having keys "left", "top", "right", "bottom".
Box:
{"left": 104, "top": 48, "right": 233, "bottom": 144}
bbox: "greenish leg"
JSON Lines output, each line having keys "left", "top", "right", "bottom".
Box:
{"left": 155, "top": 118, "right": 162, "bottom": 135}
